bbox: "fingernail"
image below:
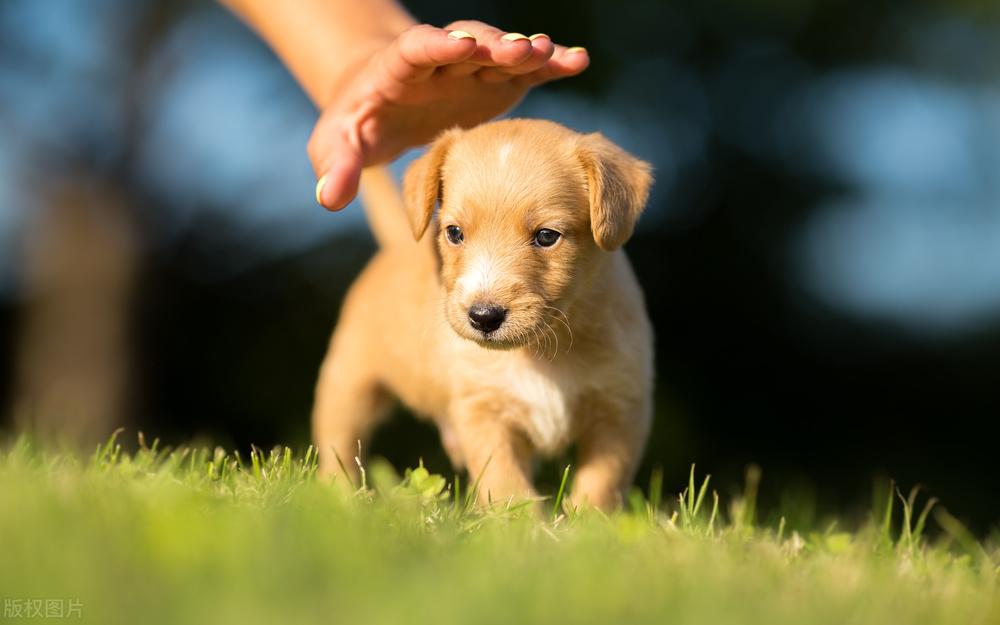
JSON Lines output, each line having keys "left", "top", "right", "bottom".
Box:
{"left": 529, "top": 33, "right": 550, "bottom": 42}
{"left": 315, "top": 174, "right": 328, "bottom": 205}
{"left": 448, "top": 30, "right": 475, "bottom": 40}
{"left": 566, "top": 46, "right": 587, "bottom": 54}
{"left": 501, "top": 32, "right": 529, "bottom": 42}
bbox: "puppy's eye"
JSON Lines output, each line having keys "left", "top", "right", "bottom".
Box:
{"left": 533, "top": 228, "right": 561, "bottom": 248}
{"left": 445, "top": 225, "right": 464, "bottom": 245}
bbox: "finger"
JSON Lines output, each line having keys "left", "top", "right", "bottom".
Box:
{"left": 475, "top": 33, "right": 555, "bottom": 83}
{"left": 380, "top": 24, "right": 478, "bottom": 83}
{"left": 438, "top": 20, "right": 534, "bottom": 77}
{"left": 514, "top": 44, "right": 590, "bottom": 88}
{"left": 315, "top": 139, "right": 363, "bottom": 212}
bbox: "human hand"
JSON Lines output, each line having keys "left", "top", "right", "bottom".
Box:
{"left": 309, "top": 20, "right": 589, "bottom": 210}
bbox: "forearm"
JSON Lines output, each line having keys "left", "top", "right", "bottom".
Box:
{"left": 220, "top": 0, "right": 416, "bottom": 107}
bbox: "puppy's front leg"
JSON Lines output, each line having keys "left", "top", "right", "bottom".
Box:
{"left": 452, "top": 399, "right": 536, "bottom": 506}
{"left": 570, "top": 397, "right": 651, "bottom": 511}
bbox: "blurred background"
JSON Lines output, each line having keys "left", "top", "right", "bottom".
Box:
{"left": 1, "top": 0, "right": 998, "bottom": 530}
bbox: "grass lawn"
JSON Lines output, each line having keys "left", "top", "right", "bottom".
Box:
{"left": 0, "top": 433, "right": 996, "bottom": 625}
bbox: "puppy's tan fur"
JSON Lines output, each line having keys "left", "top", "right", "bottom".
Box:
{"left": 312, "top": 119, "right": 653, "bottom": 509}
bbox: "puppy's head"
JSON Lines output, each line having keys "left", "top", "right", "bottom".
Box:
{"left": 403, "top": 119, "right": 651, "bottom": 349}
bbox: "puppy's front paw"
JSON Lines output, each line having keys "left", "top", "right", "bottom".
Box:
{"left": 566, "top": 482, "right": 624, "bottom": 512}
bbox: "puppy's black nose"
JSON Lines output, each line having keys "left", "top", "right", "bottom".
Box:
{"left": 468, "top": 304, "right": 507, "bottom": 333}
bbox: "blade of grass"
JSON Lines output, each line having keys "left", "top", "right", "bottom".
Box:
{"left": 464, "top": 454, "right": 492, "bottom": 512}
{"left": 331, "top": 446, "right": 356, "bottom": 490}
{"left": 649, "top": 466, "right": 663, "bottom": 513}
{"left": 552, "top": 464, "right": 571, "bottom": 520}
{"left": 913, "top": 497, "right": 938, "bottom": 542}
{"left": 880, "top": 478, "right": 895, "bottom": 548}
{"left": 693, "top": 474, "right": 711, "bottom": 518}
{"left": 687, "top": 464, "right": 697, "bottom": 515}
{"left": 743, "top": 465, "right": 761, "bottom": 529}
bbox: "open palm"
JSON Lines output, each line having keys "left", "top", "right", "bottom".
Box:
{"left": 310, "top": 20, "right": 589, "bottom": 210}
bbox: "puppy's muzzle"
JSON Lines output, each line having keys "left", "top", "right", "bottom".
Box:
{"left": 468, "top": 303, "right": 507, "bottom": 334}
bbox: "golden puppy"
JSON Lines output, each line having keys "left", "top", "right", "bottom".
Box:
{"left": 312, "top": 119, "right": 653, "bottom": 509}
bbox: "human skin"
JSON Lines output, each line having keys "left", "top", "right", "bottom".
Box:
{"left": 220, "top": 0, "right": 589, "bottom": 210}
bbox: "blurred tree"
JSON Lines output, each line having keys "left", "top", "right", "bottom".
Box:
{"left": 12, "top": 178, "right": 136, "bottom": 447}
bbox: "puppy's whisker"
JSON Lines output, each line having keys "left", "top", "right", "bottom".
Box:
{"left": 536, "top": 321, "right": 550, "bottom": 360}
{"left": 542, "top": 320, "right": 559, "bottom": 361}
{"left": 543, "top": 305, "right": 574, "bottom": 354}
{"left": 539, "top": 322, "right": 553, "bottom": 359}
{"left": 529, "top": 326, "right": 543, "bottom": 361}
{"left": 536, "top": 319, "right": 551, "bottom": 360}
{"left": 517, "top": 326, "right": 532, "bottom": 358}
{"left": 529, "top": 325, "right": 545, "bottom": 361}
{"left": 514, "top": 328, "right": 537, "bottom": 358}
{"left": 545, "top": 305, "right": 572, "bottom": 333}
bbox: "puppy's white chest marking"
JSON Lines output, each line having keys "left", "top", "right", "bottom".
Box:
{"left": 507, "top": 367, "right": 572, "bottom": 453}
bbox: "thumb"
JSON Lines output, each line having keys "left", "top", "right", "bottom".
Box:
{"left": 315, "top": 138, "right": 363, "bottom": 212}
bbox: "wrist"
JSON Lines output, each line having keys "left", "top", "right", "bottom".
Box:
{"left": 264, "top": 1, "right": 416, "bottom": 109}
{"left": 312, "top": 3, "right": 415, "bottom": 108}
{"left": 315, "top": 32, "right": 395, "bottom": 109}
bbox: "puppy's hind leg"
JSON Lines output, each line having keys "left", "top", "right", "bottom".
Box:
{"left": 311, "top": 329, "right": 393, "bottom": 483}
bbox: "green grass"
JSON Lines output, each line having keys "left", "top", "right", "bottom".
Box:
{"left": 0, "top": 433, "right": 997, "bottom": 625}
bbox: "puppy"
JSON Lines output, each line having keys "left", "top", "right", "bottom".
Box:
{"left": 312, "top": 119, "right": 653, "bottom": 509}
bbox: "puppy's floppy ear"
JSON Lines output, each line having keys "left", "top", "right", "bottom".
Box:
{"left": 576, "top": 133, "right": 653, "bottom": 251}
{"left": 403, "top": 128, "right": 460, "bottom": 240}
